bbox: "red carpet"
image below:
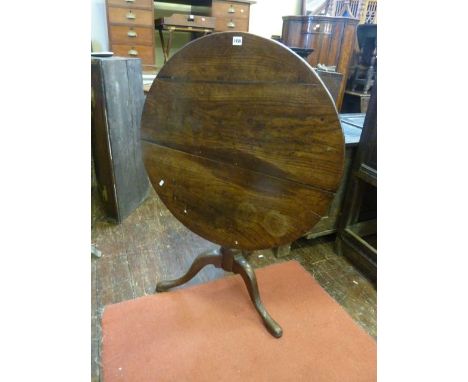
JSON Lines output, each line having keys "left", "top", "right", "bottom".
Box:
{"left": 102, "top": 261, "right": 376, "bottom": 381}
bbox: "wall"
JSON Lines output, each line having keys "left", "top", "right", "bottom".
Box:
{"left": 90, "top": 0, "right": 302, "bottom": 64}
{"left": 249, "top": 0, "right": 301, "bottom": 39}
{"left": 91, "top": 0, "right": 109, "bottom": 51}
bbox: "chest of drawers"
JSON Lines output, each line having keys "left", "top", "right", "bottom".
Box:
{"left": 106, "top": 0, "right": 155, "bottom": 66}
{"left": 212, "top": 0, "right": 253, "bottom": 32}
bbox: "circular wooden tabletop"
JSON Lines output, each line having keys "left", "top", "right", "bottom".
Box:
{"left": 141, "top": 32, "right": 344, "bottom": 251}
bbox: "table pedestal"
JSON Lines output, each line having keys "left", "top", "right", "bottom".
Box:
{"left": 156, "top": 247, "right": 283, "bottom": 338}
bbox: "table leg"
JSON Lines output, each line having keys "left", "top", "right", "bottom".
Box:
{"left": 156, "top": 246, "right": 283, "bottom": 338}
{"left": 156, "top": 248, "right": 221, "bottom": 292}
{"left": 232, "top": 253, "right": 283, "bottom": 338}
{"left": 158, "top": 28, "right": 168, "bottom": 63}
{"left": 166, "top": 29, "right": 174, "bottom": 62}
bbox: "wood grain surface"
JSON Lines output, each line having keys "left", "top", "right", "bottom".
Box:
{"left": 141, "top": 32, "right": 344, "bottom": 250}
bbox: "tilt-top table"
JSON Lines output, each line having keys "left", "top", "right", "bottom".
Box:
{"left": 141, "top": 32, "right": 345, "bottom": 338}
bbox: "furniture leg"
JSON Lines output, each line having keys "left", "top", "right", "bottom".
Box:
{"left": 156, "top": 248, "right": 222, "bottom": 292}
{"left": 232, "top": 254, "right": 283, "bottom": 338}
{"left": 166, "top": 28, "right": 174, "bottom": 63}
{"left": 158, "top": 28, "right": 168, "bottom": 63}
{"left": 156, "top": 247, "right": 282, "bottom": 338}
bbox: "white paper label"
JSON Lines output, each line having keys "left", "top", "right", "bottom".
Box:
{"left": 232, "top": 36, "right": 243, "bottom": 46}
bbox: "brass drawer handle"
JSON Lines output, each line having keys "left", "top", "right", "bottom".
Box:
{"left": 125, "top": 0, "right": 135, "bottom": 2}
{"left": 228, "top": 5, "right": 235, "bottom": 13}
{"left": 128, "top": 48, "right": 138, "bottom": 56}
{"left": 126, "top": 11, "right": 136, "bottom": 20}
{"left": 227, "top": 20, "right": 236, "bottom": 28}
{"left": 127, "top": 30, "right": 138, "bottom": 37}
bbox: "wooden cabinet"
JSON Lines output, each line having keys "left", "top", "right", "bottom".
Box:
{"left": 91, "top": 57, "right": 150, "bottom": 222}
{"left": 335, "top": 82, "right": 377, "bottom": 281}
{"left": 281, "top": 15, "right": 359, "bottom": 110}
{"left": 106, "top": 0, "right": 155, "bottom": 66}
{"left": 212, "top": 0, "right": 253, "bottom": 32}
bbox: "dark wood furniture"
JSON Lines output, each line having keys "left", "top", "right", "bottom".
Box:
{"left": 342, "top": 23, "right": 376, "bottom": 113}
{"left": 347, "top": 23, "right": 376, "bottom": 94}
{"left": 91, "top": 57, "right": 150, "bottom": 223}
{"left": 141, "top": 32, "right": 345, "bottom": 337}
{"left": 281, "top": 15, "right": 359, "bottom": 110}
{"left": 342, "top": 89, "right": 370, "bottom": 113}
{"left": 212, "top": 0, "right": 254, "bottom": 32}
{"left": 106, "top": 0, "right": 156, "bottom": 66}
{"left": 336, "top": 81, "right": 377, "bottom": 281}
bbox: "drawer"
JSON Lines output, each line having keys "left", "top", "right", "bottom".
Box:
{"left": 212, "top": 1, "right": 249, "bottom": 19}
{"left": 156, "top": 14, "right": 216, "bottom": 29}
{"left": 109, "top": 25, "right": 153, "bottom": 45}
{"left": 215, "top": 16, "right": 249, "bottom": 32}
{"left": 108, "top": 7, "right": 154, "bottom": 26}
{"left": 112, "top": 44, "right": 155, "bottom": 65}
{"left": 107, "top": 0, "right": 153, "bottom": 9}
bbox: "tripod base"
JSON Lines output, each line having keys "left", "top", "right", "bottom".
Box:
{"left": 156, "top": 247, "right": 283, "bottom": 338}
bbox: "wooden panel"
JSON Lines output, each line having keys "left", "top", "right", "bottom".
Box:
{"left": 212, "top": 1, "right": 250, "bottom": 19}
{"left": 151, "top": 33, "right": 333, "bottom": 83}
{"left": 91, "top": 66, "right": 119, "bottom": 219}
{"left": 359, "top": 85, "right": 377, "bottom": 171}
{"left": 306, "top": 147, "right": 354, "bottom": 239}
{"left": 91, "top": 57, "right": 150, "bottom": 222}
{"left": 316, "top": 69, "right": 344, "bottom": 104}
{"left": 142, "top": 32, "right": 344, "bottom": 250}
{"left": 109, "top": 25, "right": 153, "bottom": 45}
{"left": 336, "top": 21, "right": 358, "bottom": 75}
{"left": 142, "top": 80, "right": 343, "bottom": 191}
{"left": 326, "top": 22, "right": 344, "bottom": 68}
{"left": 215, "top": 16, "right": 248, "bottom": 32}
{"left": 108, "top": 7, "right": 154, "bottom": 26}
{"left": 112, "top": 44, "right": 154, "bottom": 64}
{"left": 317, "top": 32, "right": 331, "bottom": 66}
{"left": 281, "top": 16, "right": 359, "bottom": 109}
{"left": 335, "top": 21, "right": 358, "bottom": 109}
{"left": 107, "top": 0, "right": 153, "bottom": 9}
{"left": 143, "top": 142, "right": 329, "bottom": 250}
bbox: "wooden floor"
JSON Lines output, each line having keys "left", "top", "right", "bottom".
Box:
{"left": 91, "top": 187, "right": 377, "bottom": 382}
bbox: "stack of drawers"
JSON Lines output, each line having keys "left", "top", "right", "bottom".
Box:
{"left": 212, "top": 0, "right": 252, "bottom": 32}
{"left": 106, "top": 0, "right": 155, "bottom": 66}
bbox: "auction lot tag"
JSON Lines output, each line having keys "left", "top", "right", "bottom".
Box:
{"left": 232, "top": 36, "right": 243, "bottom": 46}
